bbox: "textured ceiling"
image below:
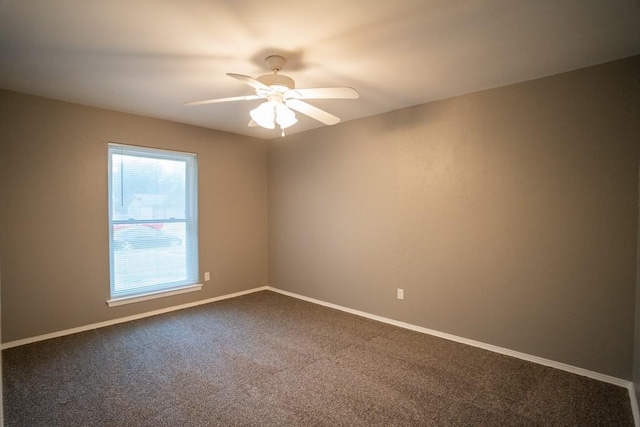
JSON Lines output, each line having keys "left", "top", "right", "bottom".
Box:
{"left": 1, "top": 0, "right": 639, "bottom": 139}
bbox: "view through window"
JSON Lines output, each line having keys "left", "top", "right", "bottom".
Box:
{"left": 108, "top": 143, "right": 198, "bottom": 301}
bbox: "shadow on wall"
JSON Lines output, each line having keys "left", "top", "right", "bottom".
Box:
{"left": 359, "top": 99, "right": 456, "bottom": 137}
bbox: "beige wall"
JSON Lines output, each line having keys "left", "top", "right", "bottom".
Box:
{"left": 269, "top": 55, "right": 640, "bottom": 380}
{"left": 0, "top": 90, "right": 269, "bottom": 342}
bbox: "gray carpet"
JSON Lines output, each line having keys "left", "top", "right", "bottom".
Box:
{"left": 3, "top": 290, "right": 634, "bottom": 426}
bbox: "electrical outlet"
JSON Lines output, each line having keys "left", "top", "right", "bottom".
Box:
{"left": 204, "top": 272, "right": 210, "bottom": 281}
{"left": 397, "top": 288, "right": 404, "bottom": 300}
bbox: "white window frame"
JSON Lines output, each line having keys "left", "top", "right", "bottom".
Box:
{"left": 107, "top": 143, "right": 200, "bottom": 306}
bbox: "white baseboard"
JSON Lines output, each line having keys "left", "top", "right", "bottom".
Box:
{"left": 267, "top": 286, "right": 631, "bottom": 389}
{"left": 1, "top": 286, "right": 268, "bottom": 350}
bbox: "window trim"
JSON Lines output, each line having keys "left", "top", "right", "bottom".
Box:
{"left": 106, "top": 283, "right": 202, "bottom": 307}
{"left": 107, "top": 142, "right": 199, "bottom": 304}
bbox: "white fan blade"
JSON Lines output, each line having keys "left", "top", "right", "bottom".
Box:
{"left": 287, "top": 87, "right": 359, "bottom": 100}
{"left": 227, "top": 73, "right": 272, "bottom": 91}
{"left": 184, "top": 95, "right": 261, "bottom": 106}
{"left": 286, "top": 99, "right": 340, "bottom": 125}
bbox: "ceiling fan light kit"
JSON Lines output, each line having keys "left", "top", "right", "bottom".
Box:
{"left": 186, "top": 54, "right": 359, "bottom": 136}
{"left": 249, "top": 98, "right": 298, "bottom": 130}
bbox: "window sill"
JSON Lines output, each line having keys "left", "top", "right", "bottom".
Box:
{"left": 106, "top": 283, "right": 203, "bottom": 307}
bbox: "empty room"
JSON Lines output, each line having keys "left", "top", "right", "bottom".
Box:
{"left": 1, "top": 1, "right": 640, "bottom": 425}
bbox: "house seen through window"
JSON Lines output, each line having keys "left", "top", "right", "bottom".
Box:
{"left": 108, "top": 143, "right": 198, "bottom": 304}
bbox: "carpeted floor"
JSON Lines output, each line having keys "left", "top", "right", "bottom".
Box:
{"left": 3, "top": 290, "right": 634, "bottom": 426}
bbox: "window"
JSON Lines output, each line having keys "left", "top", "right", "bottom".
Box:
{"left": 107, "top": 143, "right": 199, "bottom": 306}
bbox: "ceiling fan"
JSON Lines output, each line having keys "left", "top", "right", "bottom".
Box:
{"left": 185, "top": 55, "right": 359, "bottom": 136}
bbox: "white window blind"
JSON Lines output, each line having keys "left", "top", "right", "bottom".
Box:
{"left": 108, "top": 143, "right": 198, "bottom": 302}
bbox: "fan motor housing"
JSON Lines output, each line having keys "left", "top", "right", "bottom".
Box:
{"left": 257, "top": 73, "right": 295, "bottom": 90}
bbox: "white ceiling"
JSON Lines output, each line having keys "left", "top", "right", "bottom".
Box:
{"left": 1, "top": 0, "right": 639, "bottom": 140}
